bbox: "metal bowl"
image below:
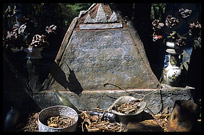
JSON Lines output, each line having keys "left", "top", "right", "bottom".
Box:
{"left": 38, "top": 105, "right": 78, "bottom": 132}
{"left": 108, "top": 96, "right": 146, "bottom": 124}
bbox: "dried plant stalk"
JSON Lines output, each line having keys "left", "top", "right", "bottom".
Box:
{"left": 80, "top": 111, "right": 121, "bottom": 132}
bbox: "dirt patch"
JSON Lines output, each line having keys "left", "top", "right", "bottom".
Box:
{"left": 23, "top": 112, "right": 38, "bottom": 132}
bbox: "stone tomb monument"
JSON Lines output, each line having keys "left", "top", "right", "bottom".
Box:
{"left": 43, "top": 3, "right": 159, "bottom": 91}
{"left": 35, "top": 3, "right": 194, "bottom": 114}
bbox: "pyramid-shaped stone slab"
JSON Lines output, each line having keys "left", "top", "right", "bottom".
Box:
{"left": 42, "top": 3, "right": 159, "bottom": 92}
{"left": 94, "top": 4, "right": 107, "bottom": 23}
{"left": 83, "top": 4, "right": 119, "bottom": 24}
{"left": 108, "top": 11, "right": 118, "bottom": 22}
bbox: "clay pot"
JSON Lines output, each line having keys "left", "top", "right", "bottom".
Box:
{"left": 167, "top": 100, "right": 198, "bottom": 132}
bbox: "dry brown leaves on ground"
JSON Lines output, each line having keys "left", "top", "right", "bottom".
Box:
{"left": 23, "top": 112, "right": 38, "bottom": 132}
{"left": 80, "top": 111, "right": 122, "bottom": 132}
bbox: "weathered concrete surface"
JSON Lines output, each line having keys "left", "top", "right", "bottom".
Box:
{"left": 42, "top": 25, "right": 159, "bottom": 91}
{"left": 42, "top": 3, "right": 159, "bottom": 92}
{"left": 34, "top": 86, "right": 194, "bottom": 114}
{"left": 79, "top": 23, "right": 122, "bottom": 29}
{"left": 56, "top": 29, "right": 158, "bottom": 90}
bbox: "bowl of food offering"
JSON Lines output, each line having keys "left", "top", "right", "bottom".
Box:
{"left": 108, "top": 96, "right": 146, "bottom": 124}
{"left": 38, "top": 105, "right": 78, "bottom": 132}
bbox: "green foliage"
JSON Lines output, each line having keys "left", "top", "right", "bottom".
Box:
{"left": 58, "top": 3, "right": 92, "bottom": 27}
{"left": 3, "top": 3, "right": 92, "bottom": 33}
{"left": 151, "top": 3, "right": 166, "bottom": 21}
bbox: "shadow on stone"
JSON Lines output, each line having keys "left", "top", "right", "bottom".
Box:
{"left": 50, "top": 62, "right": 69, "bottom": 89}
{"left": 67, "top": 66, "right": 83, "bottom": 95}
{"left": 50, "top": 62, "right": 83, "bottom": 95}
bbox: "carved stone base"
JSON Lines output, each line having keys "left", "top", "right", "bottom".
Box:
{"left": 33, "top": 85, "right": 194, "bottom": 115}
